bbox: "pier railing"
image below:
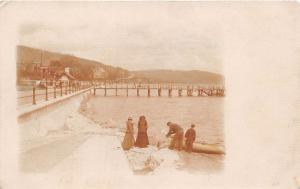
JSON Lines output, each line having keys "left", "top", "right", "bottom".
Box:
{"left": 92, "top": 83, "right": 225, "bottom": 97}
{"left": 18, "top": 81, "right": 225, "bottom": 107}
{"left": 17, "top": 81, "right": 93, "bottom": 106}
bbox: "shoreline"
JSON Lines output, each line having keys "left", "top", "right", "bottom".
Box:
{"left": 78, "top": 93, "right": 160, "bottom": 174}
{"left": 80, "top": 94, "right": 225, "bottom": 174}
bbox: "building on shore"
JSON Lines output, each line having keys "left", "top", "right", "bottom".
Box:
{"left": 58, "top": 67, "right": 76, "bottom": 85}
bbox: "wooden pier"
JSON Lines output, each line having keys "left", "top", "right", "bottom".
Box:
{"left": 93, "top": 83, "right": 225, "bottom": 97}
{"left": 18, "top": 81, "right": 225, "bottom": 107}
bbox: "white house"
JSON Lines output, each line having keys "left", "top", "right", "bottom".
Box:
{"left": 58, "top": 67, "right": 76, "bottom": 85}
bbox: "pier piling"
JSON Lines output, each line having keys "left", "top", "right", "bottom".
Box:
{"left": 115, "top": 84, "right": 118, "bottom": 96}
{"left": 91, "top": 83, "right": 224, "bottom": 97}
{"left": 147, "top": 86, "right": 150, "bottom": 97}
{"left": 178, "top": 88, "right": 182, "bottom": 97}
{"left": 158, "top": 87, "right": 161, "bottom": 97}
{"left": 168, "top": 87, "right": 172, "bottom": 97}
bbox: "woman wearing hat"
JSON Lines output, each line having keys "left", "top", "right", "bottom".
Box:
{"left": 135, "top": 115, "right": 149, "bottom": 148}
{"left": 122, "top": 117, "right": 135, "bottom": 150}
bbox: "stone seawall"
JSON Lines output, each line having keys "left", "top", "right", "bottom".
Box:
{"left": 18, "top": 89, "right": 92, "bottom": 142}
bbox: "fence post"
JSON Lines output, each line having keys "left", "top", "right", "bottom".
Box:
{"left": 115, "top": 83, "right": 118, "bottom": 96}
{"left": 65, "top": 83, "right": 67, "bottom": 95}
{"left": 45, "top": 81, "right": 48, "bottom": 101}
{"left": 60, "top": 82, "right": 63, "bottom": 96}
{"left": 54, "top": 83, "right": 56, "bottom": 98}
{"left": 32, "top": 84, "right": 36, "bottom": 105}
{"left": 68, "top": 82, "right": 71, "bottom": 94}
{"left": 104, "top": 82, "right": 107, "bottom": 96}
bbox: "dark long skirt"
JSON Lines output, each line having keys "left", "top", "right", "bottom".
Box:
{"left": 135, "top": 132, "right": 149, "bottom": 148}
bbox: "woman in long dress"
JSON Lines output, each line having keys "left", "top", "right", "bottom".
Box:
{"left": 135, "top": 115, "right": 149, "bottom": 148}
{"left": 122, "top": 117, "right": 135, "bottom": 150}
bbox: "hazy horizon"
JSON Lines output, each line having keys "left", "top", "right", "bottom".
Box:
{"left": 18, "top": 2, "right": 223, "bottom": 74}
{"left": 18, "top": 44, "right": 224, "bottom": 75}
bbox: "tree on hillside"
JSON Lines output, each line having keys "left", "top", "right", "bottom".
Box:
{"left": 50, "top": 60, "right": 63, "bottom": 69}
{"left": 58, "top": 55, "right": 95, "bottom": 80}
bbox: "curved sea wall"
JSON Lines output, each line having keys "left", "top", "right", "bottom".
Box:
{"left": 18, "top": 89, "right": 92, "bottom": 143}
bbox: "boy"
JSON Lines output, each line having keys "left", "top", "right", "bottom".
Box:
{"left": 185, "top": 124, "right": 196, "bottom": 152}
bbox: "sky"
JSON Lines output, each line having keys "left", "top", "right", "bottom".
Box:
{"left": 12, "top": 2, "right": 300, "bottom": 74}
{"left": 16, "top": 2, "right": 224, "bottom": 73}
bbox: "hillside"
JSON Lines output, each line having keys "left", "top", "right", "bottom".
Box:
{"left": 17, "top": 46, "right": 224, "bottom": 85}
{"left": 132, "top": 70, "right": 224, "bottom": 85}
{"left": 17, "top": 45, "right": 129, "bottom": 81}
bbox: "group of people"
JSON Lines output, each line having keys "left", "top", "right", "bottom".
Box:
{"left": 122, "top": 116, "right": 150, "bottom": 150}
{"left": 166, "top": 122, "right": 196, "bottom": 152}
{"left": 121, "top": 116, "right": 197, "bottom": 153}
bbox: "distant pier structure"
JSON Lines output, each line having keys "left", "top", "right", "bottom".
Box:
{"left": 93, "top": 83, "right": 225, "bottom": 97}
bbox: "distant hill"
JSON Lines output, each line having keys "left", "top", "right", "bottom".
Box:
{"left": 17, "top": 46, "right": 224, "bottom": 85}
{"left": 17, "top": 45, "right": 129, "bottom": 81}
{"left": 132, "top": 69, "right": 224, "bottom": 85}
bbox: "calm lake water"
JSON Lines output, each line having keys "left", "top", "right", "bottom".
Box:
{"left": 84, "top": 92, "right": 225, "bottom": 173}
{"left": 85, "top": 92, "right": 224, "bottom": 146}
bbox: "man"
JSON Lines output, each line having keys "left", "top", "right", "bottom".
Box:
{"left": 185, "top": 124, "right": 196, "bottom": 152}
{"left": 166, "top": 122, "right": 184, "bottom": 150}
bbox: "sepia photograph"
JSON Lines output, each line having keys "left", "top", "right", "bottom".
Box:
{"left": 0, "top": 1, "right": 300, "bottom": 189}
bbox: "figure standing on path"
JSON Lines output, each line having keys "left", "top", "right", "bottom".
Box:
{"left": 166, "top": 122, "right": 184, "bottom": 150}
{"left": 185, "top": 124, "right": 196, "bottom": 152}
{"left": 135, "top": 115, "right": 150, "bottom": 148}
{"left": 122, "top": 117, "right": 135, "bottom": 150}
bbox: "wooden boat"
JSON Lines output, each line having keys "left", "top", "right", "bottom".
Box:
{"left": 157, "top": 138, "right": 225, "bottom": 155}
